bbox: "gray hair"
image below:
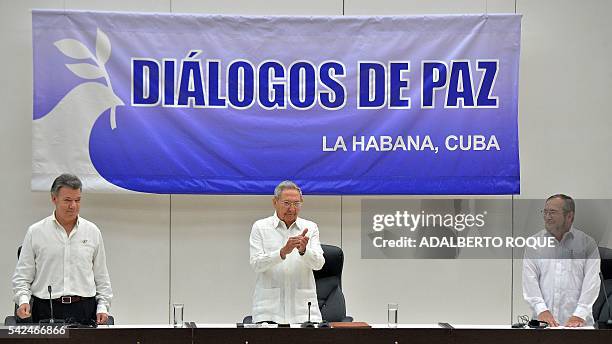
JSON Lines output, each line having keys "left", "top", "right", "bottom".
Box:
{"left": 50, "top": 173, "right": 82, "bottom": 196}
{"left": 546, "top": 194, "right": 575, "bottom": 214}
{"left": 274, "top": 180, "right": 302, "bottom": 199}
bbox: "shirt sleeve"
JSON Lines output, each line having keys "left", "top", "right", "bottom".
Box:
{"left": 249, "top": 222, "right": 283, "bottom": 273}
{"left": 522, "top": 248, "right": 549, "bottom": 316}
{"left": 572, "top": 241, "right": 601, "bottom": 320}
{"left": 12, "top": 228, "right": 35, "bottom": 306}
{"left": 93, "top": 230, "right": 113, "bottom": 314}
{"left": 299, "top": 224, "right": 325, "bottom": 271}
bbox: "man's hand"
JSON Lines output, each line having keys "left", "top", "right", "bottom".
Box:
{"left": 281, "top": 237, "right": 301, "bottom": 259}
{"left": 281, "top": 229, "right": 310, "bottom": 259}
{"left": 297, "top": 228, "right": 309, "bottom": 254}
{"left": 16, "top": 303, "right": 31, "bottom": 319}
{"left": 96, "top": 312, "right": 109, "bottom": 324}
{"left": 564, "top": 315, "right": 585, "bottom": 327}
{"left": 537, "top": 310, "right": 559, "bottom": 327}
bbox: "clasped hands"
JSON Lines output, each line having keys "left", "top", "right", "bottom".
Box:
{"left": 280, "top": 228, "right": 309, "bottom": 259}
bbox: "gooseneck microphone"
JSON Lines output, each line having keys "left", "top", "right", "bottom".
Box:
{"left": 301, "top": 301, "right": 316, "bottom": 328}
{"left": 598, "top": 272, "right": 612, "bottom": 328}
{"left": 48, "top": 285, "right": 55, "bottom": 324}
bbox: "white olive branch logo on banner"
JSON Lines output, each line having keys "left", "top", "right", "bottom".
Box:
{"left": 53, "top": 28, "right": 122, "bottom": 129}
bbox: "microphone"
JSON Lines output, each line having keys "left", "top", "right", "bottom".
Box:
{"left": 48, "top": 285, "right": 55, "bottom": 324}
{"left": 39, "top": 285, "right": 64, "bottom": 326}
{"left": 301, "top": 301, "right": 316, "bottom": 328}
{"left": 598, "top": 272, "right": 612, "bottom": 329}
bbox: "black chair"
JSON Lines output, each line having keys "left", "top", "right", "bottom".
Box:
{"left": 4, "top": 246, "right": 114, "bottom": 326}
{"left": 593, "top": 246, "right": 612, "bottom": 324}
{"left": 3, "top": 315, "right": 17, "bottom": 326}
{"left": 314, "top": 244, "right": 352, "bottom": 322}
{"left": 243, "top": 244, "right": 352, "bottom": 323}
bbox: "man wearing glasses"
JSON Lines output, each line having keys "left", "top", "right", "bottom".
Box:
{"left": 522, "top": 194, "right": 600, "bottom": 327}
{"left": 249, "top": 180, "right": 325, "bottom": 324}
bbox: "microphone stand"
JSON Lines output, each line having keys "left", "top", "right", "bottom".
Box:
{"left": 301, "top": 302, "right": 316, "bottom": 328}
{"left": 48, "top": 286, "right": 54, "bottom": 324}
{"left": 39, "top": 285, "right": 64, "bottom": 326}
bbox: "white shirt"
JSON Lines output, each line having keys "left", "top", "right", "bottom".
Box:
{"left": 522, "top": 227, "right": 600, "bottom": 325}
{"left": 12, "top": 213, "right": 113, "bottom": 314}
{"left": 249, "top": 213, "right": 325, "bottom": 324}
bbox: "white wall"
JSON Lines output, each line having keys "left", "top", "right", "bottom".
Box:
{"left": 1, "top": 0, "right": 610, "bottom": 325}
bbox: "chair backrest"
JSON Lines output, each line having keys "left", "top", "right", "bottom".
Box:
{"left": 593, "top": 247, "right": 612, "bottom": 322}
{"left": 313, "top": 244, "right": 348, "bottom": 322}
{"left": 600, "top": 247, "right": 612, "bottom": 280}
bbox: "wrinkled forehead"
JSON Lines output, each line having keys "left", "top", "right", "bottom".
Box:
{"left": 55, "top": 187, "right": 82, "bottom": 199}
{"left": 544, "top": 198, "right": 564, "bottom": 211}
{"left": 279, "top": 188, "right": 302, "bottom": 200}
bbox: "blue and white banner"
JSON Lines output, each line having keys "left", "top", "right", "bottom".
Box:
{"left": 32, "top": 10, "right": 521, "bottom": 194}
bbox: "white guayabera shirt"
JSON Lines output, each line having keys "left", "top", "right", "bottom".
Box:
{"left": 522, "top": 227, "right": 600, "bottom": 325}
{"left": 250, "top": 214, "right": 325, "bottom": 324}
{"left": 12, "top": 213, "right": 113, "bottom": 314}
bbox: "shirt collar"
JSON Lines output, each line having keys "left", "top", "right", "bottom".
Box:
{"left": 544, "top": 226, "right": 575, "bottom": 242}
{"left": 273, "top": 212, "right": 302, "bottom": 231}
{"left": 52, "top": 211, "right": 80, "bottom": 230}
{"left": 565, "top": 227, "right": 576, "bottom": 240}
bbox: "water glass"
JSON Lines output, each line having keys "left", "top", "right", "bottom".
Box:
{"left": 387, "top": 303, "right": 398, "bottom": 328}
{"left": 173, "top": 303, "right": 184, "bottom": 328}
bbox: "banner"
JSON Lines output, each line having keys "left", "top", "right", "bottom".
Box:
{"left": 32, "top": 10, "right": 521, "bottom": 194}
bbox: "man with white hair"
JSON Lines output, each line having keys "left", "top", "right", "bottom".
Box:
{"left": 249, "top": 180, "right": 325, "bottom": 324}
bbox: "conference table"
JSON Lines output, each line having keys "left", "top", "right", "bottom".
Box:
{"left": 0, "top": 323, "right": 610, "bottom": 344}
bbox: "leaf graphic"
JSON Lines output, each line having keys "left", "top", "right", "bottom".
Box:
{"left": 54, "top": 39, "right": 94, "bottom": 60}
{"left": 95, "top": 28, "right": 111, "bottom": 65}
{"left": 66, "top": 63, "right": 105, "bottom": 80}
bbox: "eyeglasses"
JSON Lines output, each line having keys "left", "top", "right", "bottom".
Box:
{"left": 279, "top": 201, "right": 303, "bottom": 208}
{"left": 541, "top": 209, "right": 561, "bottom": 217}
